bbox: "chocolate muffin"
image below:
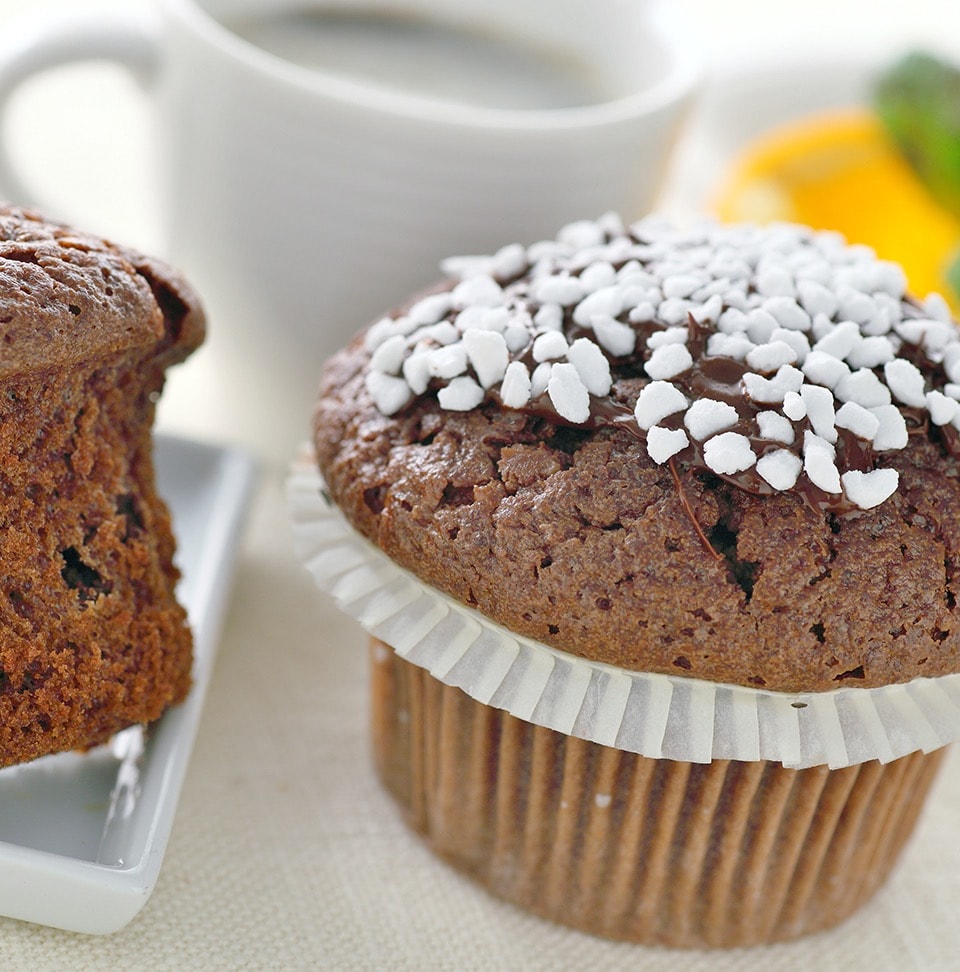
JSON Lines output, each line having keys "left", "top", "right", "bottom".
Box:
{"left": 303, "top": 213, "right": 960, "bottom": 946}
{"left": 0, "top": 204, "right": 203, "bottom": 768}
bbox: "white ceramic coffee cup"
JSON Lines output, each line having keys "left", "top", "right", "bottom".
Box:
{"left": 0, "top": 0, "right": 701, "bottom": 460}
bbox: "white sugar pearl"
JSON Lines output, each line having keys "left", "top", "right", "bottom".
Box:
{"left": 947, "top": 383, "right": 960, "bottom": 401}
{"left": 439, "top": 254, "right": 492, "bottom": 279}
{"left": 742, "top": 365, "right": 804, "bottom": 404}
{"left": 801, "top": 383, "right": 837, "bottom": 443}
{"left": 841, "top": 468, "right": 899, "bottom": 510}
{"left": 942, "top": 344, "right": 960, "bottom": 382}
{"left": 646, "top": 425, "right": 690, "bottom": 464}
{"left": 620, "top": 282, "right": 660, "bottom": 309}
{"left": 408, "top": 292, "right": 454, "bottom": 325}
{"left": 568, "top": 249, "right": 609, "bottom": 275}
{"left": 795, "top": 257, "right": 833, "bottom": 286}
{"left": 473, "top": 306, "right": 511, "bottom": 333}
{"left": 547, "top": 362, "right": 590, "bottom": 423}
{"left": 491, "top": 243, "right": 527, "bottom": 281}
{"left": 895, "top": 317, "right": 953, "bottom": 352}
{"left": 813, "top": 320, "right": 861, "bottom": 359}
{"left": 419, "top": 321, "right": 459, "bottom": 346}
{"left": 763, "top": 296, "right": 811, "bottom": 331}
{"left": 770, "top": 328, "right": 811, "bottom": 363}
{"left": 450, "top": 274, "right": 504, "bottom": 308}
{"left": 684, "top": 399, "right": 739, "bottom": 441}
{"left": 567, "top": 337, "right": 612, "bottom": 396}
{"left": 403, "top": 348, "right": 432, "bottom": 394}
{"left": 592, "top": 314, "right": 636, "bottom": 356}
{"left": 796, "top": 279, "right": 839, "bottom": 319}
{"left": 804, "top": 429, "right": 836, "bottom": 459}
{"left": 834, "top": 368, "right": 892, "bottom": 408}
{"left": 597, "top": 211, "right": 626, "bottom": 236}
{"left": 558, "top": 219, "right": 605, "bottom": 250}
{"left": 534, "top": 303, "right": 563, "bottom": 332}
{"left": 534, "top": 274, "right": 585, "bottom": 307}
{"left": 846, "top": 336, "right": 895, "bottom": 369}
{"left": 616, "top": 261, "right": 651, "bottom": 285}
{"left": 657, "top": 297, "right": 694, "bottom": 326}
{"left": 531, "top": 362, "right": 553, "bottom": 398}
{"left": 365, "top": 317, "right": 398, "bottom": 351}
{"left": 718, "top": 307, "right": 750, "bottom": 333}
{"left": 574, "top": 286, "right": 624, "bottom": 326}
{"left": 710, "top": 257, "right": 752, "bottom": 280}
{"left": 801, "top": 351, "right": 851, "bottom": 390}
{"left": 645, "top": 343, "right": 694, "bottom": 380}
{"left": 463, "top": 329, "right": 509, "bottom": 389}
{"left": 427, "top": 343, "right": 469, "bottom": 379}
{"left": 872, "top": 292, "right": 903, "bottom": 330}
{"left": 646, "top": 326, "right": 689, "bottom": 349}
{"left": 921, "top": 320, "right": 955, "bottom": 356}
{"left": 365, "top": 371, "right": 412, "bottom": 415}
{"left": 870, "top": 405, "right": 909, "bottom": 450}
{"left": 756, "top": 411, "right": 795, "bottom": 444}
{"left": 803, "top": 433, "right": 841, "bottom": 493}
{"left": 499, "top": 361, "right": 532, "bottom": 408}
{"left": 707, "top": 333, "right": 755, "bottom": 361}
{"left": 844, "top": 261, "right": 906, "bottom": 297}
{"left": 883, "top": 359, "right": 927, "bottom": 407}
{"left": 782, "top": 391, "right": 806, "bottom": 421}
{"left": 746, "top": 340, "right": 798, "bottom": 373}
{"left": 860, "top": 301, "right": 895, "bottom": 336}
{"left": 628, "top": 301, "right": 658, "bottom": 324}
{"left": 690, "top": 294, "right": 725, "bottom": 325}
{"left": 661, "top": 273, "right": 703, "bottom": 299}
{"left": 634, "top": 381, "right": 689, "bottom": 429}
{"left": 525, "top": 240, "right": 571, "bottom": 268}
{"left": 924, "top": 291, "right": 953, "bottom": 323}
{"left": 579, "top": 261, "right": 617, "bottom": 293}
{"left": 532, "top": 330, "right": 569, "bottom": 362}
{"left": 703, "top": 432, "right": 757, "bottom": 475}
{"left": 369, "top": 334, "right": 407, "bottom": 375}
{"left": 745, "top": 308, "right": 778, "bottom": 344}
{"left": 835, "top": 401, "right": 880, "bottom": 440}
{"left": 811, "top": 312, "right": 837, "bottom": 342}
{"left": 756, "top": 449, "right": 802, "bottom": 490}
{"left": 835, "top": 286, "right": 876, "bottom": 325}
{"left": 926, "top": 390, "right": 960, "bottom": 426}
{"left": 756, "top": 266, "right": 795, "bottom": 297}
{"left": 504, "top": 323, "right": 532, "bottom": 353}
{"left": 438, "top": 375, "right": 485, "bottom": 411}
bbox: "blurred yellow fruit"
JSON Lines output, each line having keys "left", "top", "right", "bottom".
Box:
{"left": 713, "top": 109, "right": 960, "bottom": 309}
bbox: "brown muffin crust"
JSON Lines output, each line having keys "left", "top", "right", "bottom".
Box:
{"left": 316, "top": 334, "right": 960, "bottom": 695}
{"left": 0, "top": 204, "right": 203, "bottom": 767}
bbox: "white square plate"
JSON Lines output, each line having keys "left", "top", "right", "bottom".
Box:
{"left": 0, "top": 435, "right": 256, "bottom": 934}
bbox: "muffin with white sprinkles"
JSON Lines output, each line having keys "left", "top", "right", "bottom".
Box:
{"left": 295, "top": 214, "right": 960, "bottom": 947}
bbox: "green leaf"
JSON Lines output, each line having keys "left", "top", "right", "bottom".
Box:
{"left": 874, "top": 51, "right": 960, "bottom": 217}
{"left": 947, "top": 246, "right": 960, "bottom": 304}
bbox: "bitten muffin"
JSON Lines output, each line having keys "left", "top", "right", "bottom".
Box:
{"left": 309, "top": 214, "right": 960, "bottom": 946}
{"left": 0, "top": 203, "right": 203, "bottom": 768}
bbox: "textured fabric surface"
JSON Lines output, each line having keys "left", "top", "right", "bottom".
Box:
{"left": 0, "top": 472, "right": 956, "bottom": 970}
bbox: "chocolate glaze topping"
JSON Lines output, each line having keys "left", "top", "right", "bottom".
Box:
{"left": 362, "top": 216, "right": 960, "bottom": 515}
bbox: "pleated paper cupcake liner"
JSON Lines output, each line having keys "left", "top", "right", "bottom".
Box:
{"left": 288, "top": 455, "right": 960, "bottom": 769}
{"left": 370, "top": 643, "right": 946, "bottom": 948}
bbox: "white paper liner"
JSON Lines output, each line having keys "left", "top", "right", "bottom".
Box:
{"left": 287, "top": 458, "right": 960, "bottom": 769}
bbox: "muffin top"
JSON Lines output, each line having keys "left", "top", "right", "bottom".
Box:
{"left": 315, "top": 214, "right": 960, "bottom": 693}
{"left": 0, "top": 203, "right": 204, "bottom": 377}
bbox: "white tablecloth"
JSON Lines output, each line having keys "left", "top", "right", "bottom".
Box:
{"left": 0, "top": 1, "right": 957, "bottom": 968}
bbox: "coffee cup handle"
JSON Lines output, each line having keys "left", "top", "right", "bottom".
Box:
{"left": 0, "top": 13, "right": 158, "bottom": 208}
